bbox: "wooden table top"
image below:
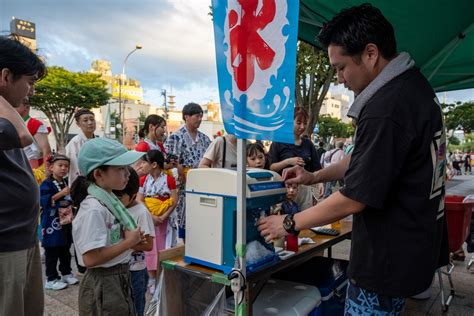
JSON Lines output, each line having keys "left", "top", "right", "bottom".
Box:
{"left": 162, "top": 221, "right": 352, "bottom": 281}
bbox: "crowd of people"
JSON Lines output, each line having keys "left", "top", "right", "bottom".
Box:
{"left": 447, "top": 151, "right": 472, "bottom": 177}
{"left": 0, "top": 3, "right": 458, "bottom": 315}
{"left": 0, "top": 34, "right": 344, "bottom": 314}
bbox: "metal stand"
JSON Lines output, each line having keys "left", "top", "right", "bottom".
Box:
{"left": 437, "top": 261, "right": 455, "bottom": 312}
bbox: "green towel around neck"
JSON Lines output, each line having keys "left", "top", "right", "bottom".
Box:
{"left": 87, "top": 183, "right": 137, "bottom": 230}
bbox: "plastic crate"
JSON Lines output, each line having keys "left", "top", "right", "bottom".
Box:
{"left": 445, "top": 195, "right": 473, "bottom": 252}
{"left": 273, "top": 257, "right": 349, "bottom": 316}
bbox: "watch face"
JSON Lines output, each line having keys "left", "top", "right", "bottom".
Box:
{"left": 283, "top": 216, "right": 292, "bottom": 230}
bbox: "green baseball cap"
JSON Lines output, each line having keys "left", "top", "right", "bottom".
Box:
{"left": 78, "top": 137, "right": 145, "bottom": 176}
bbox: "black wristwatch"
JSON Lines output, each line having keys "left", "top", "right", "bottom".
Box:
{"left": 283, "top": 214, "right": 299, "bottom": 236}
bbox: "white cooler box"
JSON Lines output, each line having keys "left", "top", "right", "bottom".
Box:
{"left": 253, "top": 279, "right": 321, "bottom": 316}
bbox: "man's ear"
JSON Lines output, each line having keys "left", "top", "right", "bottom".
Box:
{"left": 0, "top": 68, "right": 12, "bottom": 87}
{"left": 364, "top": 43, "right": 380, "bottom": 69}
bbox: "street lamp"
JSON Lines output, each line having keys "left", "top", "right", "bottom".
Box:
{"left": 118, "top": 44, "right": 142, "bottom": 142}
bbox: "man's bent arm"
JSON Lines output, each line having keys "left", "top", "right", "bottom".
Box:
{"left": 0, "top": 96, "right": 33, "bottom": 148}
{"left": 313, "top": 154, "right": 351, "bottom": 183}
{"left": 294, "top": 190, "right": 364, "bottom": 230}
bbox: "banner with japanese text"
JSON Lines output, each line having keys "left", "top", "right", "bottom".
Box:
{"left": 211, "top": 0, "right": 299, "bottom": 144}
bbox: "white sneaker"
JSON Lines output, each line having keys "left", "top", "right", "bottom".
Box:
{"left": 61, "top": 274, "right": 79, "bottom": 285}
{"left": 45, "top": 279, "right": 68, "bottom": 291}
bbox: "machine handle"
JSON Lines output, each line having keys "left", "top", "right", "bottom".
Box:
{"left": 200, "top": 197, "right": 217, "bottom": 207}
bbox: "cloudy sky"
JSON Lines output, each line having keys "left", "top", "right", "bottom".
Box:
{"left": 1, "top": 0, "right": 473, "bottom": 108}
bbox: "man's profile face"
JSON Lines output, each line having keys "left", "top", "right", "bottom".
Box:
{"left": 0, "top": 70, "right": 36, "bottom": 107}
{"left": 328, "top": 45, "right": 372, "bottom": 95}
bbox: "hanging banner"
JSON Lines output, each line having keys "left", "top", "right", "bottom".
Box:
{"left": 211, "top": 0, "right": 299, "bottom": 144}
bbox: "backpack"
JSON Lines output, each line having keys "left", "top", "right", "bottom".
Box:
{"left": 322, "top": 148, "right": 341, "bottom": 168}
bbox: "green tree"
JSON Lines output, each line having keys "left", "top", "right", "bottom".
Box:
{"left": 138, "top": 111, "right": 147, "bottom": 132}
{"left": 295, "top": 42, "right": 335, "bottom": 135}
{"left": 448, "top": 135, "right": 460, "bottom": 146}
{"left": 317, "top": 115, "right": 354, "bottom": 143}
{"left": 30, "top": 67, "right": 110, "bottom": 150}
{"left": 443, "top": 101, "right": 474, "bottom": 134}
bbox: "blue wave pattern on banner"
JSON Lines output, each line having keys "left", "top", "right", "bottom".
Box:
{"left": 211, "top": 0, "right": 299, "bottom": 144}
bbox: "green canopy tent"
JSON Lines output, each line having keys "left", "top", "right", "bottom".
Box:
{"left": 298, "top": 1, "right": 474, "bottom": 92}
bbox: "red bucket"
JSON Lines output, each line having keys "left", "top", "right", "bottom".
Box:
{"left": 444, "top": 195, "right": 473, "bottom": 252}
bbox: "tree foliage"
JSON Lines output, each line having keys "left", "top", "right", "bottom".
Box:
{"left": 295, "top": 42, "right": 335, "bottom": 135}
{"left": 448, "top": 135, "right": 460, "bottom": 146}
{"left": 443, "top": 101, "right": 474, "bottom": 134}
{"left": 30, "top": 66, "right": 110, "bottom": 150}
{"left": 317, "top": 115, "right": 354, "bottom": 143}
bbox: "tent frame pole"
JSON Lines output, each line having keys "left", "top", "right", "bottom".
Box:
{"left": 421, "top": 22, "right": 474, "bottom": 79}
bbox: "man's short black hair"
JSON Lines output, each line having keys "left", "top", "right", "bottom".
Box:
{"left": 317, "top": 3, "right": 397, "bottom": 60}
{"left": 0, "top": 36, "right": 46, "bottom": 81}
{"left": 74, "top": 108, "right": 95, "bottom": 121}
{"left": 182, "top": 102, "right": 203, "bottom": 121}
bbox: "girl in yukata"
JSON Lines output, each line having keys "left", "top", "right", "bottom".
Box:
{"left": 136, "top": 150, "right": 177, "bottom": 294}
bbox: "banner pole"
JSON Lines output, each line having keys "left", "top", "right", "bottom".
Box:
{"left": 234, "top": 137, "right": 248, "bottom": 315}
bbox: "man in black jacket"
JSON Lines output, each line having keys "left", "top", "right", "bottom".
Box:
{"left": 258, "top": 4, "right": 448, "bottom": 315}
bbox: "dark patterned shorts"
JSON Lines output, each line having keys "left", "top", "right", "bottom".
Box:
{"left": 345, "top": 281, "right": 405, "bottom": 315}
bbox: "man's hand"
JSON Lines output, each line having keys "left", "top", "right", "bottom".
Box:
{"left": 177, "top": 166, "right": 186, "bottom": 185}
{"left": 282, "top": 165, "right": 317, "bottom": 185}
{"left": 257, "top": 215, "right": 288, "bottom": 242}
{"left": 164, "top": 161, "right": 176, "bottom": 170}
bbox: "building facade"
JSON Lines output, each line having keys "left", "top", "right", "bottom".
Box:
{"left": 320, "top": 91, "right": 350, "bottom": 123}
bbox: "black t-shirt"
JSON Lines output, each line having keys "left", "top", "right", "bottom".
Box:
{"left": 269, "top": 137, "right": 321, "bottom": 173}
{"left": 0, "top": 118, "right": 40, "bottom": 252}
{"left": 340, "top": 68, "right": 449, "bottom": 297}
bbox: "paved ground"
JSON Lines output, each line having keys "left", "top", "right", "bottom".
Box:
{"left": 44, "top": 174, "right": 474, "bottom": 315}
